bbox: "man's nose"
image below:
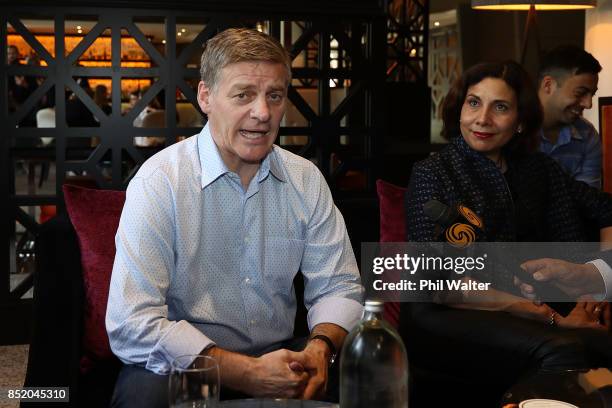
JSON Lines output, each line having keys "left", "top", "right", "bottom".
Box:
{"left": 581, "top": 94, "right": 593, "bottom": 110}
{"left": 251, "top": 96, "right": 271, "bottom": 122}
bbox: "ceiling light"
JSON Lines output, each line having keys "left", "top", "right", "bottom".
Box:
{"left": 181, "top": 28, "right": 186, "bottom": 33}
{"left": 177, "top": 32, "right": 182, "bottom": 36}
{"left": 472, "top": 0, "right": 597, "bottom": 64}
{"left": 471, "top": 0, "right": 596, "bottom": 10}
{"left": 77, "top": 25, "right": 82, "bottom": 30}
{"left": 162, "top": 40, "right": 166, "bottom": 44}
{"left": 434, "top": 21, "right": 440, "bottom": 27}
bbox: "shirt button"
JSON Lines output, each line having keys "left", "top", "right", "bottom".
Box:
{"left": 250, "top": 320, "right": 256, "bottom": 325}
{"left": 245, "top": 277, "right": 250, "bottom": 283}
{"left": 244, "top": 236, "right": 250, "bottom": 244}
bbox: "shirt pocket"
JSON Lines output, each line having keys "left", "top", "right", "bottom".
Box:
{"left": 263, "top": 237, "right": 305, "bottom": 295}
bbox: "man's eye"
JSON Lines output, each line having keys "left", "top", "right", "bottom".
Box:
{"left": 269, "top": 93, "right": 283, "bottom": 102}
{"left": 236, "top": 93, "right": 247, "bottom": 99}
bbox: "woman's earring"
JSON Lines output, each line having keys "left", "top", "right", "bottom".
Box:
{"left": 516, "top": 125, "right": 523, "bottom": 134}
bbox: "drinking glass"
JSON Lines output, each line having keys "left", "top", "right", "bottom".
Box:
{"left": 169, "top": 355, "right": 220, "bottom": 408}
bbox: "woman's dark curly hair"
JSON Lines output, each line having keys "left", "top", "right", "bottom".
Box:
{"left": 441, "top": 60, "right": 543, "bottom": 156}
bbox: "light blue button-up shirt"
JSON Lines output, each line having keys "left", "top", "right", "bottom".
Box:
{"left": 540, "top": 117, "right": 602, "bottom": 188}
{"left": 106, "top": 125, "right": 364, "bottom": 374}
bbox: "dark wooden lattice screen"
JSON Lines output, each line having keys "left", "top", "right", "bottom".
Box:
{"left": 1, "top": 2, "right": 389, "bottom": 342}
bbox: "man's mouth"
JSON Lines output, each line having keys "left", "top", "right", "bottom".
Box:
{"left": 239, "top": 129, "right": 269, "bottom": 140}
{"left": 568, "top": 108, "right": 583, "bottom": 117}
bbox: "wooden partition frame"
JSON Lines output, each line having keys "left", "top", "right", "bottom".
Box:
{"left": 1, "top": 0, "right": 430, "bottom": 344}
{"left": 0, "top": 1, "right": 389, "bottom": 344}
{"left": 599, "top": 97, "right": 612, "bottom": 194}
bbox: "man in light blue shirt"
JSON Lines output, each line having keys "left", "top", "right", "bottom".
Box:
{"left": 106, "top": 28, "right": 363, "bottom": 407}
{"left": 538, "top": 45, "right": 602, "bottom": 188}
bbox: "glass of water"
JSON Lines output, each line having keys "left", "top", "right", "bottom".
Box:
{"left": 169, "top": 355, "right": 220, "bottom": 408}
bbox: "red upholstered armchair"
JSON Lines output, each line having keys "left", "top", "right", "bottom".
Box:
{"left": 23, "top": 185, "right": 126, "bottom": 408}
{"left": 375, "top": 179, "right": 407, "bottom": 327}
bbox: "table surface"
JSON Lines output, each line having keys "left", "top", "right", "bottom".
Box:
{"left": 219, "top": 399, "right": 338, "bottom": 408}
{"left": 501, "top": 369, "right": 612, "bottom": 408}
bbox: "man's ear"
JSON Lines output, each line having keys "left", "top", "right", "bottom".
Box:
{"left": 197, "top": 81, "right": 212, "bottom": 114}
{"left": 540, "top": 75, "right": 557, "bottom": 95}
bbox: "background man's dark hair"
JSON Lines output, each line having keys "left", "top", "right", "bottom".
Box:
{"left": 538, "top": 45, "right": 601, "bottom": 84}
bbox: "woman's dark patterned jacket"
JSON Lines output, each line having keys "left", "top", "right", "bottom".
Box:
{"left": 405, "top": 136, "right": 612, "bottom": 244}
{"left": 405, "top": 136, "right": 612, "bottom": 291}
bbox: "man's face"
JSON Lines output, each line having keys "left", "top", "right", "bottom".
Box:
{"left": 197, "top": 61, "right": 288, "bottom": 172}
{"left": 543, "top": 72, "right": 598, "bottom": 126}
{"left": 129, "top": 94, "right": 139, "bottom": 108}
{"left": 7, "top": 46, "right": 18, "bottom": 64}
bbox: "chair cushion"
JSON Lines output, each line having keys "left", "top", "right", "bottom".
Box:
{"left": 376, "top": 179, "right": 407, "bottom": 242}
{"left": 375, "top": 179, "right": 407, "bottom": 328}
{"left": 63, "top": 184, "right": 125, "bottom": 372}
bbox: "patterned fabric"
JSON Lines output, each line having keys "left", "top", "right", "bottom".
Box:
{"left": 540, "top": 117, "right": 602, "bottom": 189}
{"left": 106, "top": 124, "right": 364, "bottom": 374}
{"left": 405, "top": 136, "right": 612, "bottom": 288}
{"left": 406, "top": 136, "right": 612, "bottom": 242}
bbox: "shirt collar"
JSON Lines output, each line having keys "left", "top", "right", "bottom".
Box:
{"left": 567, "top": 123, "right": 584, "bottom": 141}
{"left": 197, "top": 124, "right": 286, "bottom": 189}
{"left": 540, "top": 123, "right": 584, "bottom": 146}
{"left": 198, "top": 124, "right": 229, "bottom": 189}
{"left": 265, "top": 146, "right": 287, "bottom": 183}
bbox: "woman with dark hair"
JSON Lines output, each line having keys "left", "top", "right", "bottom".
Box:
{"left": 409, "top": 60, "right": 612, "bottom": 258}
{"left": 402, "top": 61, "right": 612, "bottom": 403}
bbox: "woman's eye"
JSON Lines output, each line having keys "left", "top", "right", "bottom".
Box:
{"left": 467, "top": 99, "right": 479, "bottom": 107}
{"left": 495, "top": 104, "right": 508, "bottom": 112}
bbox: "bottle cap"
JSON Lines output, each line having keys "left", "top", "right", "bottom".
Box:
{"left": 364, "top": 300, "right": 384, "bottom": 312}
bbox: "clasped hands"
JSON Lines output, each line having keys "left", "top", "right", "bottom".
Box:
{"left": 246, "top": 340, "right": 329, "bottom": 400}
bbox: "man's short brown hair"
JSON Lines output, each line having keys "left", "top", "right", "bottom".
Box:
{"left": 200, "top": 28, "right": 292, "bottom": 91}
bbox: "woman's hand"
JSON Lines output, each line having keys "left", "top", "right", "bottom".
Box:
{"left": 503, "top": 301, "right": 555, "bottom": 324}
{"left": 556, "top": 301, "right": 609, "bottom": 331}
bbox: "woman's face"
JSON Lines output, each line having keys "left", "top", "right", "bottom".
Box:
{"left": 459, "top": 77, "right": 520, "bottom": 161}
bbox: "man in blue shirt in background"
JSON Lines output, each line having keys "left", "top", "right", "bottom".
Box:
{"left": 106, "top": 28, "right": 363, "bottom": 408}
{"left": 538, "top": 45, "right": 602, "bottom": 188}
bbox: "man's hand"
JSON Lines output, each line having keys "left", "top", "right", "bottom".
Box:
{"left": 205, "top": 346, "right": 309, "bottom": 399}
{"left": 247, "top": 349, "right": 310, "bottom": 398}
{"left": 291, "top": 323, "right": 348, "bottom": 400}
{"left": 518, "top": 258, "right": 605, "bottom": 299}
{"left": 293, "top": 339, "right": 329, "bottom": 400}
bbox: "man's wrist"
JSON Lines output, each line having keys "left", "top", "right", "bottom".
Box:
{"left": 241, "top": 355, "right": 258, "bottom": 394}
{"left": 307, "top": 334, "right": 336, "bottom": 365}
{"left": 587, "top": 260, "right": 610, "bottom": 297}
